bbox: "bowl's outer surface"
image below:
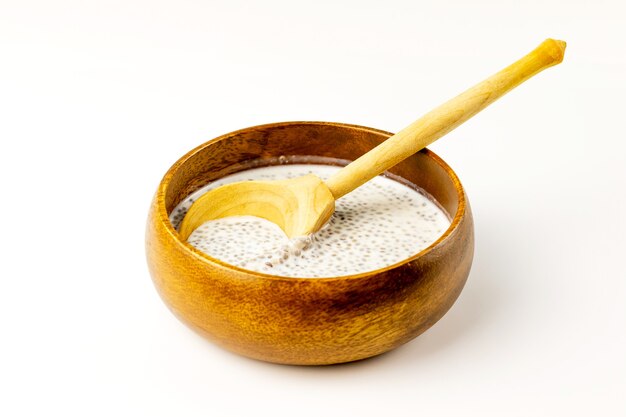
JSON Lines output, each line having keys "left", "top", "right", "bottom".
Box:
{"left": 146, "top": 122, "right": 474, "bottom": 365}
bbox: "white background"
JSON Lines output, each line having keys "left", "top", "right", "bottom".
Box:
{"left": 1, "top": 1, "right": 625, "bottom": 416}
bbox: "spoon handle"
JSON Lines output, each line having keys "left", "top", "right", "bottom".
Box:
{"left": 324, "top": 38, "right": 566, "bottom": 199}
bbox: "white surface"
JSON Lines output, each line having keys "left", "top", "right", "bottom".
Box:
{"left": 1, "top": 1, "right": 625, "bottom": 416}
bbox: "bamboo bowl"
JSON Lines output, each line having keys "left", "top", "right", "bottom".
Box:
{"left": 146, "top": 121, "right": 474, "bottom": 365}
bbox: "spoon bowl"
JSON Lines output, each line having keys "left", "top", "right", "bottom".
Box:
{"left": 179, "top": 173, "right": 335, "bottom": 240}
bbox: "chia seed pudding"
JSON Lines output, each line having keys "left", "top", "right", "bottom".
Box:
{"left": 170, "top": 162, "right": 450, "bottom": 278}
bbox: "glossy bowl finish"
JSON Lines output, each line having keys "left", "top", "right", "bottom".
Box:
{"left": 146, "top": 122, "right": 474, "bottom": 365}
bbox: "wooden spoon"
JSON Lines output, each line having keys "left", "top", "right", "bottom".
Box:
{"left": 179, "top": 38, "right": 566, "bottom": 240}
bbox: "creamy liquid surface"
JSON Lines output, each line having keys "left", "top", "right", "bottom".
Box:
{"left": 170, "top": 163, "right": 451, "bottom": 278}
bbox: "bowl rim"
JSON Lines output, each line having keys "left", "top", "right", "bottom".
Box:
{"left": 154, "top": 121, "right": 467, "bottom": 282}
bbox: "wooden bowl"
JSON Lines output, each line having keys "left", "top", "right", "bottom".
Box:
{"left": 146, "top": 121, "right": 474, "bottom": 365}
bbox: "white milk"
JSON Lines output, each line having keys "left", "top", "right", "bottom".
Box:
{"left": 170, "top": 163, "right": 450, "bottom": 278}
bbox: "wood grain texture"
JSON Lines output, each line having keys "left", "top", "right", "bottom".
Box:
{"left": 146, "top": 122, "right": 474, "bottom": 365}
